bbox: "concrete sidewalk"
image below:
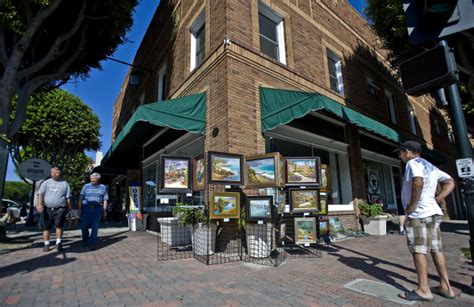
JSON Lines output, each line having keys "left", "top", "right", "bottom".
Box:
{"left": 0, "top": 221, "right": 473, "bottom": 306}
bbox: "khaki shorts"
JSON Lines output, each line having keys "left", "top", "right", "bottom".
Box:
{"left": 406, "top": 215, "right": 443, "bottom": 254}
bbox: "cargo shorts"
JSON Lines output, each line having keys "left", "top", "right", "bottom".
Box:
{"left": 406, "top": 215, "right": 443, "bottom": 254}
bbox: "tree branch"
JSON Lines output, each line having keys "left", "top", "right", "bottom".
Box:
{"left": 1, "top": 0, "right": 63, "bottom": 95}
{"left": 17, "top": 0, "right": 87, "bottom": 80}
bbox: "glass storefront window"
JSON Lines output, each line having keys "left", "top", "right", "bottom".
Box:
{"left": 363, "top": 160, "right": 398, "bottom": 210}
{"left": 143, "top": 162, "right": 157, "bottom": 212}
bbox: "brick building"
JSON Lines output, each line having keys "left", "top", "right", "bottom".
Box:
{"left": 101, "top": 0, "right": 463, "bottom": 232}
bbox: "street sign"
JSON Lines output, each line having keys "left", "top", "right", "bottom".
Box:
{"left": 456, "top": 158, "right": 473, "bottom": 178}
{"left": 18, "top": 159, "right": 51, "bottom": 181}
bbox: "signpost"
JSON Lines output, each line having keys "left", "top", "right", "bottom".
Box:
{"left": 18, "top": 159, "right": 51, "bottom": 226}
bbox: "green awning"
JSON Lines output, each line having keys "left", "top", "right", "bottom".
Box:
{"left": 101, "top": 92, "right": 206, "bottom": 167}
{"left": 260, "top": 87, "right": 400, "bottom": 143}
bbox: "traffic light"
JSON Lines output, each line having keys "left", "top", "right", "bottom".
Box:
{"left": 403, "top": 0, "right": 474, "bottom": 45}
{"left": 399, "top": 43, "right": 458, "bottom": 96}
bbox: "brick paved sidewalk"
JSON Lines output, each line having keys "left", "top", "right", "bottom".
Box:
{"left": 0, "top": 221, "right": 473, "bottom": 306}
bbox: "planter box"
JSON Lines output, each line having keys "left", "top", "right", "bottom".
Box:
{"left": 193, "top": 223, "right": 217, "bottom": 255}
{"left": 157, "top": 217, "right": 192, "bottom": 246}
{"left": 361, "top": 215, "right": 388, "bottom": 236}
{"left": 245, "top": 223, "right": 272, "bottom": 258}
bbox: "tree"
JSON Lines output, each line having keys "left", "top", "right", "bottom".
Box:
{"left": 10, "top": 88, "right": 100, "bottom": 190}
{"left": 0, "top": 0, "right": 138, "bottom": 199}
{"left": 364, "top": 0, "right": 474, "bottom": 125}
{"left": 3, "top": 181, "right": 30, "bottom": 203}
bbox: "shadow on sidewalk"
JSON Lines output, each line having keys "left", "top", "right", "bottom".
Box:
{"left": 0, "top": 231, "right": 128, "bottom": 278}
{"left": 328, "top": 243, "right": 469, "bottom": 293}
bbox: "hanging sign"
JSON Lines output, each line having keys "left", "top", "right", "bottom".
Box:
{"left": 18, "top": 159, "right": 51, "bottom": 181}
{"left": 456, "top": 158, "right": 473, "bottom": 178}
{"left": 367, "top": 169, "right": 380, "bottom": 194}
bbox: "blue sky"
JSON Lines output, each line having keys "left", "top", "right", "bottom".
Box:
{"left": 6, "top": 0, "right": 366, "bottom": 181}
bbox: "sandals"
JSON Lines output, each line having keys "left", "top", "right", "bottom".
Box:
{"left": 398, "top": 290, "right": 434, "bottom": 302}
{"left": 430, "top": 287, "right": 456, "bottom": 299}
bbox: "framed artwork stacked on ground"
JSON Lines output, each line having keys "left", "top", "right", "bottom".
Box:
{"left": 294, "top": 217, "right": 317, "bottom": 244}
{"left": 209, "top": 192, "right": 240, "bottom": 219}
{"left": 208, "top": 151, "right": 244, "bottom": 185}
{"left": 289, "top": 188, "right": 319, "bottom": 213}
{"left": 193, "top": 155, "right": 206, "bottom": 191}
{"left": 246, "top": 196, "right": 273, "bottom": 221}
{"left": 160, "top": 156, "right": 192, "bottom": 193}
{"left": 245, "top": 152, "right": 285, "bottom": 188}
{"left": 285, "top": 157, "right": 321, "bottom": 187}
{"left": 319, "top": 220, "right": 330, "bottom": 237}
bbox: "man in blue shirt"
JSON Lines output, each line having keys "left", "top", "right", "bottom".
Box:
{"left": 79, "top": 172, "right": 108, "bottom": 249}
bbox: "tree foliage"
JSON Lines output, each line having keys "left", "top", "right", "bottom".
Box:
{"left": 3, "top": 181, "right": 30, "bottom": 203}
{"left": 10, "top": 88, "right": 99, "bottom": 190}
{"left": 364, "top": 0, "right": 474, "bottom": 125}
{"left": 0, "top": 0, "right": 137, "bottom": 143}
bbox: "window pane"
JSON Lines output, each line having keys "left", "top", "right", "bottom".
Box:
{"left": 143, "top": 163, "right": 157, "bottom": 212}
{"left": 260, "top": 35, "right": 278, "bottom": 59}
{"left": 195, "top": 25, "right": 205, "bottom": 67}
{"left": 259, "top": 13, "right": 277, "bottom": 41}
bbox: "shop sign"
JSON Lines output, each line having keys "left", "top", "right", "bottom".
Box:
{"left": 367, "top": 169, "right": 380, "bottom": 194}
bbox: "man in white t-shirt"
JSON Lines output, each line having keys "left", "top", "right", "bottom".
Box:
{"left": 396, "top": 141, "right": 456, "bottom": 302}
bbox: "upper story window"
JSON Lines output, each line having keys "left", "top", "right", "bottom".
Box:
{"left": 190, "top": 11, "right": 205, "bottom": 71}
{"left": 385, "top": 90, "right": 397, "bottom": 125}
{"left": 258, "top": 2, "right": 286, "bottom": 65}
{"left": 157, "top": 63, "right": 167, "bottom": 102}
{"left": 327, "top": 49, "right": 344, "bottom": 95}
{"left": 434, "top": 119, "right": 441, "bottom": 135}
{"left": 367, "top": 77, "right": 379, "bottom": 96}
{"left": 408, "top": 104, "right": 417, "bottom": 135}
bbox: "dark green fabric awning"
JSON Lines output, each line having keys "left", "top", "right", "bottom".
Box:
{"left": 260, "top": 87, "right": 400, "bottom": 143}
{"left": 101, "top": 92, "right": 206, "bottom": 167}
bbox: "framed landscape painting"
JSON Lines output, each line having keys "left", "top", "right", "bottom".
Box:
{"left": 209, "top": 192, "right": 240, "bottom": 219}
{"left": 193, "top": 155, "right": 206, "bottom": 191}
{"left": 160, "top": 156, "right": 191, "bottom": 192}
{"left": 285, "top": 157, "right": 320, "bottom": 186}
{"left": 245, "top": 152, "right": 285, "bottom": 188}
{"left": 246, "top": 196, "right": 273, "bottom": 221}
{"left": 294, "top": 217, "right": 317, "bottom": 244}
{"left": 320, "top": 164, "right": 331, "bottom": 192}
{"left": 290, "top": 188, "right": 319, "bottom": 213}
{"left": 319, "top": 220, "right": 330, "bottom": 237}
{"left": 208, "top": 151, "right": 244, "bottom": 185}
{"left": 319, "top": 193, "right": 328, "bottom": 215}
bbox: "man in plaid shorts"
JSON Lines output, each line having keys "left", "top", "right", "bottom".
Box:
{"left": 396, "top": 141, "right": 456, "bottom": 301}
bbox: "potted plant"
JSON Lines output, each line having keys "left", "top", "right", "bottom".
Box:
{"left": 358, "top": 201, "right": 387, "bottom": 235}
{"left": 173, "top": 203, "right": 217, "bottom": 255}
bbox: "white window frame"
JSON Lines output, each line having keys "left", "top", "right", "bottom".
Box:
{"left": 327, "top": 49, "right": 344, "bottom": 95}
{"left": 408, "top": 105, "right": 417, "bottom": 135}
{"left": 190, "top": 11, "right": 205, "bottom": 71}
{"left": 385, "top": 90, "right": 397, "bottom": 125}
{"left": 157, "top": 63, "right": 167, "bottom": 102}
{"left": 258, "top": 2, "right": 287, "bottom": 65}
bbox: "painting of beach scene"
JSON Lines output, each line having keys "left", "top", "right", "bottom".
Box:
{"left": 208, "top": 152, "right": 243, "bottom": 185}
{"left": 295, "top": 217, "right": 317, "bottom": 244}
{"left": 160, "top": 156, "right": 191, "bottom": 192}
{"left": 246, "top": 153, "right": 285, "bottom": 187}
{"left": 193, "top": 155, "right": 205, "bottom": 191}
{"left": 246, "top": 196, "right": 273, "bottom": 221}
{"left": 290, "top": 189, "right": 319, "bottom": 213}
{"left": 285, "top": 157, "right": 320, "bottom": 186}
{"left": 210, "top": 192, "right": 240, "bottom": 219}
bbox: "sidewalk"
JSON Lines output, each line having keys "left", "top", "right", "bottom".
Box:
{"left": 0, "top": 221, "right": 473, "bottom": 306}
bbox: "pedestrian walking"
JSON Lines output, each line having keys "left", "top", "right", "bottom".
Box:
{"left": 79, "top": 172, "right": 108, "bottom": 249}
{"left": 37, "top": 166, "right": 72, "bottom": 252}
{"left": 395, "top": 141, "right": 456, "bottom": 301}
